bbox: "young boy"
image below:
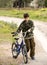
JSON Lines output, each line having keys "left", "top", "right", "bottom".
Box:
{"left": 17, "top": 13, "right": 35, "bottom": 60}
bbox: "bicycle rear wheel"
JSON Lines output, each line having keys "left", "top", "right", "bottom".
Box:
{"left": 22, "top": 45, "right": 28, "bottom": 64}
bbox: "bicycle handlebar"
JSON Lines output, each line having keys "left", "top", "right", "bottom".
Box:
{"left": 11, "top": 31, "right": 28, "bottom": 37}
{"left": 11, "top": 27, "right": 34, "bottom": 37}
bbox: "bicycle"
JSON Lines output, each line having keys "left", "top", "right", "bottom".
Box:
{"left": 11, "top": 31, "right": 28, "bottom": 64}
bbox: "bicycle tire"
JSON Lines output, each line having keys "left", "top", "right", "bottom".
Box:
{"left": 12, "top": 42, "right": 18, "bottom": 59}
{"left": 22, "top": 45, "right": 28, "bottom": 64}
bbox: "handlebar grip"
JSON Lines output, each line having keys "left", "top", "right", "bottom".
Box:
{"left": 11, "top": 32, "right": 18, "bottom": 37}
{"left": 12, "top": 34, "right": 15, "bottom": 37}
{"left": 11, "top": 32, "right": 15, "bottom": 34}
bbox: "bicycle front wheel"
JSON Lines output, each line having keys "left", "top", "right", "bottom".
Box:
{"left": 12, "top": 42, "right": 18, "bottom": 59}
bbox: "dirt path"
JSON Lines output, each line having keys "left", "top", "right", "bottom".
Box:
{"left": 0, "top": 42, "right": 23, "bottom": 65}
{"left": 0, "top": 37, "right": 47, "bottom": 65}
{"left": 0, "top": 17, "right": 47, "bottom": 65}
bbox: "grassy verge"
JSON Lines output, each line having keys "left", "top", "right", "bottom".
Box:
{"left": 0, "top": 21, "right": 17, "bottom": 43}
{"left": 0, "top": 8, "right": 47, "bottom": 21}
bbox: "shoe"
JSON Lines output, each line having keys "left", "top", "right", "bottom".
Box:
{"left": 31, "top": 56, "right": 35, "bottom": 60}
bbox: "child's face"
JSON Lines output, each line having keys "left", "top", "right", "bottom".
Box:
{"left": 24, "top": 17, "right": 29, "bottom": 22}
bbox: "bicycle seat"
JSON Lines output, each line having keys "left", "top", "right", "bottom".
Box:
{"left": 14, "top": 38, "right": 19, "bottom": 40}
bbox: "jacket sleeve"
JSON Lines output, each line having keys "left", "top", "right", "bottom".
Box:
{"left": 17, "top": 22, "right": 23, "bottom": 33}
{"left": 30, "top": 20, "right": 35, "bottom": 32}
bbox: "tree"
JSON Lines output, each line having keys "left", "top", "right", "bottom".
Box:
{"left": 33, "top": 0, "right": 39, "bottom": 8}
{"left": 0, "top": 0, "right": 15, "bottom": 8}
{"left": 13, "top": 0, "right": 32, "bottom": 8}
{"left": 45, "top": 0, "right": 47, "bottom": 7}
{"left": 33, "top": 0, "right": 46, "bottom": 8}
{"left": 23, "top": 0, "right": 32, "bottom": 7}
{"left": 38, "top": 0, "right": 45, "bottom": 8}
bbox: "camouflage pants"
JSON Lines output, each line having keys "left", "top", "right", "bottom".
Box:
{"left": 25, "top": 38, "right": 35, "bottom": 57}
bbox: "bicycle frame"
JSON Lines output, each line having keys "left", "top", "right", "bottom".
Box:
{"left": 15, "top": 36, "right": 25, "bottom": 55}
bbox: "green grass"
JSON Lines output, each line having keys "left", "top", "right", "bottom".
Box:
{"left": 0, "top": 21, "right": 17, "bottom": 43}
{"left": 0, "top": 8, "right": 47, "bottom": 43}
{"left": 0, "top": 8, "right": 47, "bottom": 21}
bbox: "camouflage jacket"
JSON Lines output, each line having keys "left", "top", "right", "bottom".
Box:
{"left": 17, "top": 20, "right": 34, "bottom": 38}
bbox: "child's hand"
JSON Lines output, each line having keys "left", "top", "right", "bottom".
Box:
{"left": 28, "top": 29, "right": 31, "bottom": 32}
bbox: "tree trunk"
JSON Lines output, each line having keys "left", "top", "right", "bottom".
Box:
{"left": 33, "top": 0, "right": 39, "bottom": 9}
